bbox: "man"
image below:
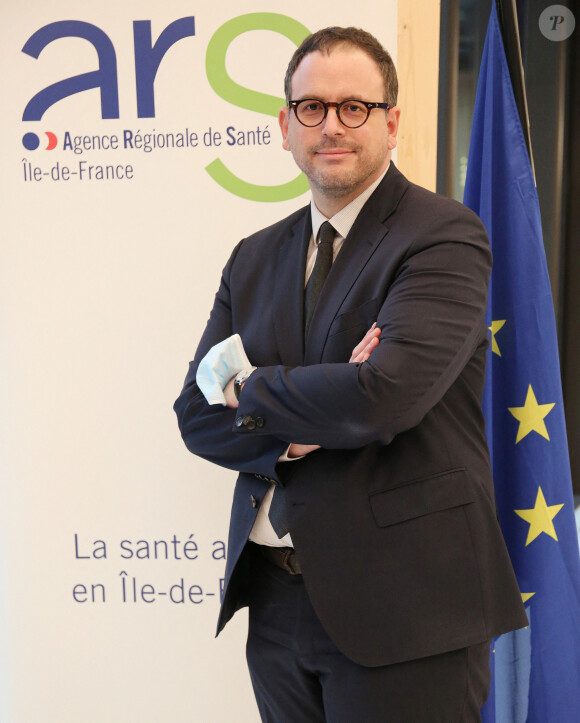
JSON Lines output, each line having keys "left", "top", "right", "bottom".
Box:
{"left": 175, "top": 27, "right": 527, "bottom": 722}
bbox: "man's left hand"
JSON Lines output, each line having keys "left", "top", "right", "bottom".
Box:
{"left": 349, "top": 323, "right": 381, "bottom": 363}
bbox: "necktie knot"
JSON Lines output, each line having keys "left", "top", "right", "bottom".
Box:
{"left": 318, "top": 220, "right": 336, "bottom": 247}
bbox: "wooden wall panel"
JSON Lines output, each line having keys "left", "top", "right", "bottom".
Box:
{"left": 397, "top": 0, "right": 441, "bottom": 190}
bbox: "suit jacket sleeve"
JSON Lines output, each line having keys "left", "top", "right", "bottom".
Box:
{"left": 234, "top": 206, "right": 491, "bottom": 449}
{"left": 174, "top": 240, "right": 288, "bottom": 480}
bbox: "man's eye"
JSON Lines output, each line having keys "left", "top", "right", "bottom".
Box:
{"left": 302, "top": 102, "right": 323, "bottom": 113}
{"left": 345, "top": 103, "right": 365, "bottom": 114}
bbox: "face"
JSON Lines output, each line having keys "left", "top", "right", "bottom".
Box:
{"left": 279, "top": 47, "right": 400, "bottom": 212}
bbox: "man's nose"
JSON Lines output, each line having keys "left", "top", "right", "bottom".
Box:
{"left": 321, "top": 107, "right": 345, "bottom": 135}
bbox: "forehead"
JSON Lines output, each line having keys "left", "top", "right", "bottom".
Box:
{"left": 290, "top": 47, "right": 384, "bottom": 100}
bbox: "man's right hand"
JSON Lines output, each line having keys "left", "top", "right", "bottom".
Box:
{"left": 286, "top": 324, "right": 381, "bottom": 458}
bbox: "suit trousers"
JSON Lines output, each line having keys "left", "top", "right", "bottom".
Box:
{"left": 245, "top": 544, "right": 491, "bottom": 723}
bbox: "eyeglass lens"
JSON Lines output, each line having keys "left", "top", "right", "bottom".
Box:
{"left": 296, "top": 100, "right": 369, "bottom": 128}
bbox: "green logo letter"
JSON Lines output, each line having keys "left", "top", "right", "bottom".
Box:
{"left": 205, "top": 13, "right": 310, "bottom": 202}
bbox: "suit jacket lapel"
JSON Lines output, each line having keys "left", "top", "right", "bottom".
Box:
{"left": 272, "top": 207, "right": 312, "bottom": 366}
{"left": 304, "top": 164, "right": 409, "bottom": 364}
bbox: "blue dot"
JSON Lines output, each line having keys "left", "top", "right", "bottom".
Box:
{"left": 23, "top": 132, "right": 39, "bottom": 150}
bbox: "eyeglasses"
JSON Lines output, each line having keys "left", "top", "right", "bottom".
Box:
{"left": 289, "top": 99, "right": 390, "bottom": 128}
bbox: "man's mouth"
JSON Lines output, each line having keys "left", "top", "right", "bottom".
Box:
{"left": 315, "top": 147, "right": 355, "bottom": 158}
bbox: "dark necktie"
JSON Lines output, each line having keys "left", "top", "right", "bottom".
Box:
{"left": 268, "top": 221, "right": 337, "bottom": 539}
{"left": 304, "top": 221, "right": 336, "bottom": 338}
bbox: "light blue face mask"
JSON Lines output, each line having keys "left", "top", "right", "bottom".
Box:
{"left": 196, "top": 333, "right": 253, "bottom": 406}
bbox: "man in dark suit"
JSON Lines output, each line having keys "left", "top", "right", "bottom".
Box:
{"left": 175, "top": 27, "right": 527, "bottom": 722}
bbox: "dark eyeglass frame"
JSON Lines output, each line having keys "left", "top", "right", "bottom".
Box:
{"left": 289, "top": 99, "right": 390, "bottom": 128}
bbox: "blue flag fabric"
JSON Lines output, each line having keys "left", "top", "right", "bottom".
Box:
{"left": 463, "top": 5, "right": 580, "bottom": 722}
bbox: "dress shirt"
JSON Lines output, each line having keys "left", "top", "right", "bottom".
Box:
{"left": 249, "top": 166, "right": 390, "bottom": 547}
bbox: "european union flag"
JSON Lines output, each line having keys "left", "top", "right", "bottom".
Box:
{"left": 463, "top": 4, "right": 580, "bottom": 721}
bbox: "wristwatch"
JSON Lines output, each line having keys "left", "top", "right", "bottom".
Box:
{"left": 233, "top": 369, "right": 253, "bottom": 400}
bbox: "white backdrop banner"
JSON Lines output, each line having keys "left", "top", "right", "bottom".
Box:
{"left": 0, "top": 2, "right": 397, "bottom": 721}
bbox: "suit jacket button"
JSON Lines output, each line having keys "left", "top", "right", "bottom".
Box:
{"left": 235, "top": 416, "right": 244, "bottom": 427}
{"left": 256, "top": 417, "right": 264, "bottom": 428}
{"left": 250, "top": 495, "right": 258, "bottom": 508}
{"left": 245, "top": 417, "right": 256, "bottom": 430}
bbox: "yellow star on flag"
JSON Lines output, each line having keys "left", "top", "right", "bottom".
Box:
{"left": 508, "top": 384, "right": 555, "bottom": 443}
{"left": 521, "top": 592, "right": 535, "bottom": 603}
{"left": 515, "top": 486, "right": 564, "bottom": 546}
{"left": 488, "top": 319, "right": 506, "bottom": 356}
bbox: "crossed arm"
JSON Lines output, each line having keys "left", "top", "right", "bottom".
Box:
{"left": 222, "top": 324, "right": 382, "bottom": 458}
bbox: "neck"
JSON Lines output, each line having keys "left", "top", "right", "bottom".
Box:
{"left": 310, "top": 157, "right": 390, "bottom": 218}
{"left": 311, "top": 190, "right": 360, "bottom": 218}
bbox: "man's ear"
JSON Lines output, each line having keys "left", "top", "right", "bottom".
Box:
{"left": 386, "top": 106, "right": 401, "bottom": 150}
{"left": 279, "top": 106, "right": 290, "bottom": 151}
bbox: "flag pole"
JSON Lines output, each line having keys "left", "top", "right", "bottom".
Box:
{"left": 494, "top": 0, "right": 536, "bottom": 180}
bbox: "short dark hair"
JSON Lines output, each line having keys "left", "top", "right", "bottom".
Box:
{"left": 284, "top": 27, "right": 398, "bottom": 107}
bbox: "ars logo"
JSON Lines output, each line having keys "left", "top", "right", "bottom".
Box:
{"left": 20, "top": 12, "right": 310, "bottom": 201}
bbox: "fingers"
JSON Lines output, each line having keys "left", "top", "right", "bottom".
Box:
{"left": 363, "top": 335, "right": 380, "bottom": 359}
{"left": 351, "top": 335, "right": 379, "bottom": 363}
{"left": 349, "top": 323, "right": 381, "bottom": 363}
{"left": 288, "top": 443, "right": 321, "bottom": 458}
{"left": 349, "top": 323, "right": 376, "bottom": 361}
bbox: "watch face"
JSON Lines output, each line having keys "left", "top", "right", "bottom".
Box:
{"left": 234, "top": 373, "right": 247, "bottom": 400}
{"left": 234, "top": 369, "right": 254, "bottom": 399}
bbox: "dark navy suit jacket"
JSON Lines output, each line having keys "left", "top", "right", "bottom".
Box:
{"left": 174, "top": 164, "right": 527, "bottom": 667}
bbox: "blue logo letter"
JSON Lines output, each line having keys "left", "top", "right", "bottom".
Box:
{"left": 22, "top": 21, "right": 119, "bottom": 120}
{"left": 133, "top": 17, "right": 196, "bottom": 118}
